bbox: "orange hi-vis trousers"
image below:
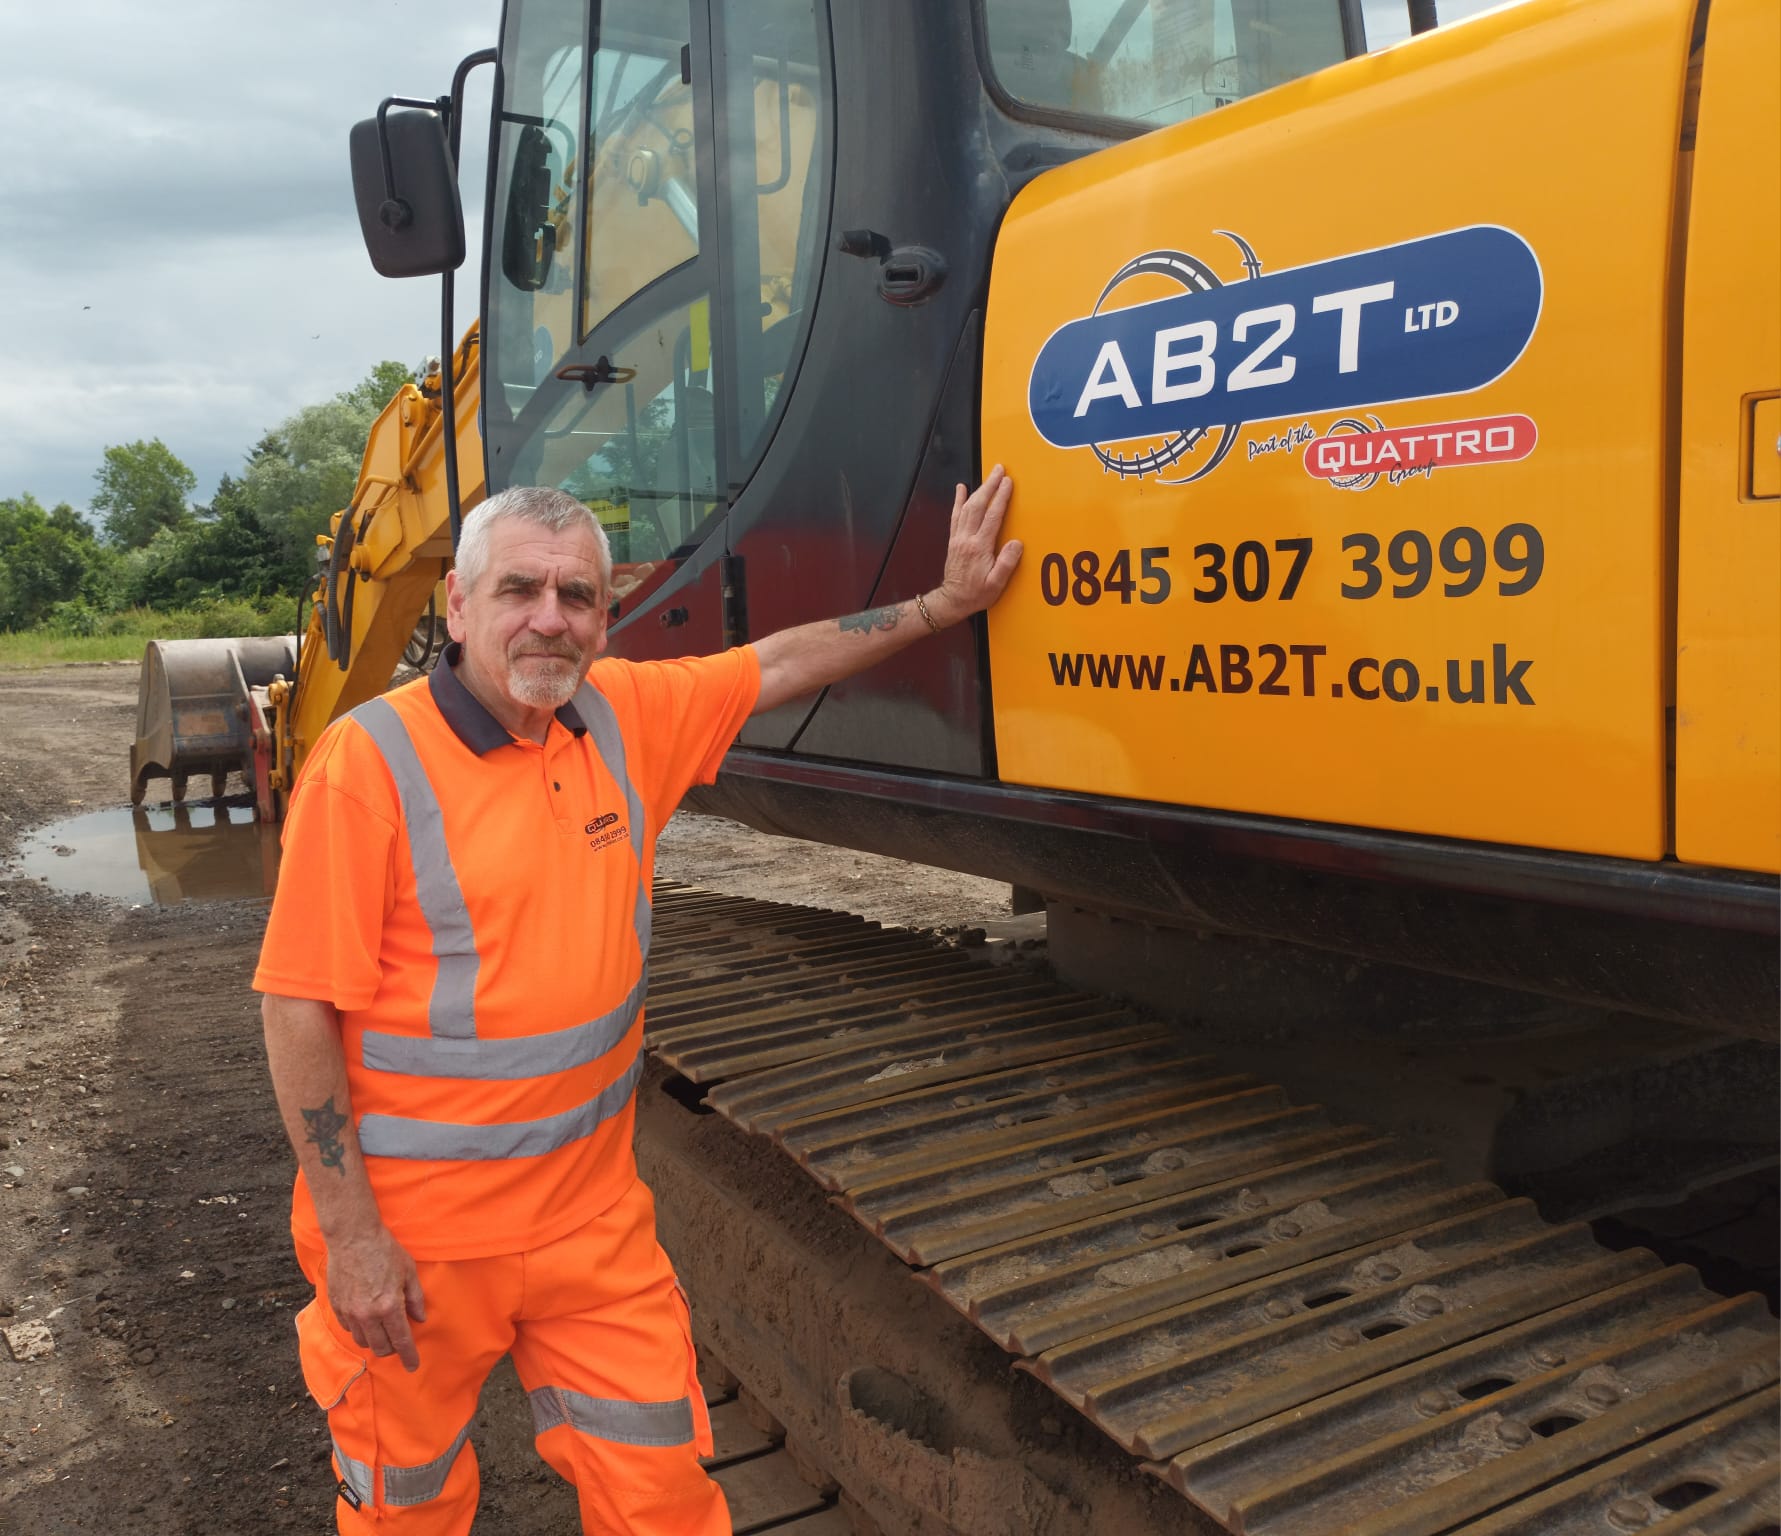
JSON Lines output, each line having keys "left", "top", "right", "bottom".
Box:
{"left": 292, "top": 1179, "right": 728, "bottom": 1534}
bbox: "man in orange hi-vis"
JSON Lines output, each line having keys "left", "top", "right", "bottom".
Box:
{"left": 254, "top": 470, "right": 1019, "bottom": 1533}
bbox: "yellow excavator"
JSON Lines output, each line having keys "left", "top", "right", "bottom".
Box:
{"left": 132, "top": 0, "right": 1777, "bottom": 1023}
{"left": 131, "top": 0, "right": 1779, "bottom": 1526}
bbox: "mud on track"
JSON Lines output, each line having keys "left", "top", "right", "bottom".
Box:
{"left": 0, "top": 663, "right": 1013, "bottom": 1533}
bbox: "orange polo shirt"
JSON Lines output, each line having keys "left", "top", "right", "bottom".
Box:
{"left": 253, "top": 643, "right": 759, "bottom": 1260}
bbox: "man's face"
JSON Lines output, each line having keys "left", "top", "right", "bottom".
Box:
{"left": 446, "top": 518, "right": 610, "bottom": 714}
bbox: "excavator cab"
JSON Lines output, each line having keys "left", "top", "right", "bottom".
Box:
{"left": 138, "top": 0, "right": 1776, "bottom": 1021}
{"left": 462, "top": 0, "right": 1774, "bottom": 1035}
{"left": 476, "top": 0, "right": 1365, "bottom": 688}
{"left": 133, "top": 0, "right": 1364, "bottom": 821}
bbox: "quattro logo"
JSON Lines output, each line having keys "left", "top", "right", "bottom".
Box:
{"left": 1306, "top": 413, "right": 1538, "bottom": 490}
{"left": 1027, "top": 226, "right": 1543, "bottom": 482}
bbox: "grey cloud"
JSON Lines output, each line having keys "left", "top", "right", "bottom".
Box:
{"left": 0, "top": 0, "right": 492, "bottom": 508}
{"left": 2, "top": 3, "right": 492, "bottom": 257}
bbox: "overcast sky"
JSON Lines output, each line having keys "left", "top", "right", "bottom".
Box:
{"left": 0, "top": 0, "right": 1491, "bottom": 514}
{"left": 0, "top": 0, "right": 496, "bottom": 512}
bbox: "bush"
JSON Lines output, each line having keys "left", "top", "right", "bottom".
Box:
{"left": 101, "top": 606, "right": 166, "bottom": 638}
{"left": 43, "top": 599, "right": 102, "bottom": 637}
{"left": 195, "top": 597, "right": 293, "bottom": 639}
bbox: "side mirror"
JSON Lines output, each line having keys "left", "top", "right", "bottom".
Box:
{"left": 349, "top": 108, "right": 465, "bottom": 278}
{"left": 501, "top": 124, "right": 558, "bottom": 293}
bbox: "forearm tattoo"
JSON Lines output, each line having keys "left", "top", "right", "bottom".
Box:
{"left": 838, "top": 603, "right": 902, "bottom": 636}
{"left": 301, "top": 1098, "right": 351, "bottom": 1176}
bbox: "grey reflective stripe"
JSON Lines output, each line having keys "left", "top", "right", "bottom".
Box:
{"left": 528, "top": 1384, "right": 695, "bottom": 1448}
{"left": 351, "top": 698, "right": 479, "bottom": 1041}
{"left": 360, "top": 968, "right": 647, "bottom": 1079}
{"left": 357, "top": 1052, "right": 644, "bottom": 1160}
{"left": 384, "top": 1417, "right": 474, "bottom": 1507}
{"left": 331, "top": 1434, "right": 376, "bottom": 1507}
{"left": 331, "top": 1420, "right": 473, "bottom": 1508}
{"left": 572, "top": 681, "right": 653, "bottom": 958}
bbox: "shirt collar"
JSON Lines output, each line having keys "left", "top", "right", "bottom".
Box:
{"left": 429, "top": 641, "right": 590, "bottom": 755}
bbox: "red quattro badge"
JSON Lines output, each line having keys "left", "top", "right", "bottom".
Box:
{"left": 1305, "top": 413, "right": 1538, "bottom": 481}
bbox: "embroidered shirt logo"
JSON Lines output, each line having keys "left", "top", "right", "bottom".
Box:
{"left": 585, "top": 812, "right": 629, "bottom": 851}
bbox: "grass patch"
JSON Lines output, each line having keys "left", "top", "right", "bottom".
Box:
{"left": 0, "top": 604, "right": 297, "bottom": 669}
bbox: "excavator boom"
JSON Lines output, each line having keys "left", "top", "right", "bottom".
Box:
{"left": 130, "top": 330, "right": 483, "bottom": 818}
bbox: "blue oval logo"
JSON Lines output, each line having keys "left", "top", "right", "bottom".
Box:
{"left": 1028, "top": 226, "right": 1543, "bottom": 452}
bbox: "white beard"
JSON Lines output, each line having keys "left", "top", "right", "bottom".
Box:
{"left": 506, "top": 655, "right": 583, "bottom": 708}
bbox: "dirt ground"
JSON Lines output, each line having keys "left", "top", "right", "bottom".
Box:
{"left": 0, "top": 662, "right": 1014, "bottom": 1534}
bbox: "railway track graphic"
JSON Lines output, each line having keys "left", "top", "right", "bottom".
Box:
{"left": 646, "top": 884, "right": 1779, "bottom": 1536}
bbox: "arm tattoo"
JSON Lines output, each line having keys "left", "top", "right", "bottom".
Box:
{"left": 837, "top": 603, "right": 902, "bottom": 636}
{"left": 300, "top": 1098, "right": 351, "bottom": 1176}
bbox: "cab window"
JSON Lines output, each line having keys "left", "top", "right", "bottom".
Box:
{"left": 715, "top": 0, "right": 828, "bottom": 476}
{"left": 488, "top": 0, "right": 585, "bottom": 417}
{"left": 510, "top": 296, "right": 719, "bottom": 610}
{"left": 582, "top": 2, "right": 701, "bottom": 339}
{"left": 485, "top": 0, "right": 831, "bottom": 620}
{"left": 983, "top": 0, "right": 1351, "bottom": 128}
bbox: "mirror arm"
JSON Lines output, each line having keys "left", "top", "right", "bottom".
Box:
{"left": 447, "top": 49, "right": 498, "bottom": 163}
{"left": 374, "top": 95, "right": 447, "bottom": 230}
{"left": 438, "top": 49, "right": 497, "bottom": 554}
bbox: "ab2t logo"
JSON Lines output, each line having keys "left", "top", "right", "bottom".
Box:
{"left": 1027, "top": 227, "right": 1543, "bottom": 484}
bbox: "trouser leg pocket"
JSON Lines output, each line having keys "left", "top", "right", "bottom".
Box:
{"left": 292, "top": 1298, "right": 479, "bottom": 1533}
{"left": 294, "top": 1298, "right": 381, "bottom": 1520}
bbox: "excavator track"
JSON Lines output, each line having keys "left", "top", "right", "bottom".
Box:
{"left": 698, "top": 1356, "right": 854, "bottom": 1534}
{"left": 645, "top": 884, "right": 1780, "bottom": 1536}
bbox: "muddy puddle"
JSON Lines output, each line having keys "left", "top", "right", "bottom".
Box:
{"left": 14, "top": 800, "right": 280, "bottom": 905}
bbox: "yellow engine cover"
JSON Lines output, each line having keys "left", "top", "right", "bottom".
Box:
{"left": 984, "top": 0, "right": 1701, "bottom": 862}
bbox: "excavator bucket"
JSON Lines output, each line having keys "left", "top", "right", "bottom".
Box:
{"left": 130, "top": 637, "right": 296, "bottom": 814}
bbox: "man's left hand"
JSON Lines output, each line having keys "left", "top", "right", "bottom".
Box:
{"left": 926, "top": 466, "right": 1022, "bottom": 626}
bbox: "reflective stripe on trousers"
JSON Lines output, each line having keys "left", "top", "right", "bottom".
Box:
{"left": 333, "top": 1419, "right": 474, "bottom": 1508}
{"left": 330, "top": 1391, "right": 697, "bottom": 1509}
{"left": 348, "top": 684, "right": 651, "bottom": 1160}
{"left": 528, "top": 1386, "right": 696, "bottom": 1447}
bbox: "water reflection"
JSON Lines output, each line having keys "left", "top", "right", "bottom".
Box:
{"left": 15, "top": 801, "right": 281, "bottom": 906}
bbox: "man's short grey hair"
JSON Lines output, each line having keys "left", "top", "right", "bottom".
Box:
{"left": 454, "top": 486, "right": 613, "bottom": 594}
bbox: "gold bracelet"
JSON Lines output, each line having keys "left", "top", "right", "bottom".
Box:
{"left": 915, "top": 591, "right": 943, "bottom": 634}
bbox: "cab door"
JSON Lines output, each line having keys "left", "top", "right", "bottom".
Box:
{"left": 483, "top": 0, "right": 832, "bottom": 666}
{"left": 984, "top": 0, "right": 1700, "bottom": 861}
{"left": 1673, "top": 0, "right": 1781, "bottom": 873}
{"left": 484, "top": 0, "right": 731, "bottom": 659}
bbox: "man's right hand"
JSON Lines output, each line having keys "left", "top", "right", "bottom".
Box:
{"left": 327, "top": 1225, "right": 427, "bottom": 1372}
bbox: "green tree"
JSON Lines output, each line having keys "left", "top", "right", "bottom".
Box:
{"left": 186, "top": 475, "right": 285, "bottom": 598}
{"left": 340, "top": 360, "right": 417, "bottom": 416}
{"left": 39, "top": 362, "right": 417, "bottom": 613}
{"left": 91, "top": 439, "right": 197, "bottom": 548}
{"left": 237, "top": 361, "right": 418, "bottom": 592}
{"left": 0, "top": 494, "right": 104, "bottom": 629}
{"left": 111, "top": 475, "right": 287, "bottom": 610}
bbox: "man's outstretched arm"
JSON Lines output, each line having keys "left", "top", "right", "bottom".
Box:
{"left": 752, "top": 467, "right": 1021, "bottom": 715}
